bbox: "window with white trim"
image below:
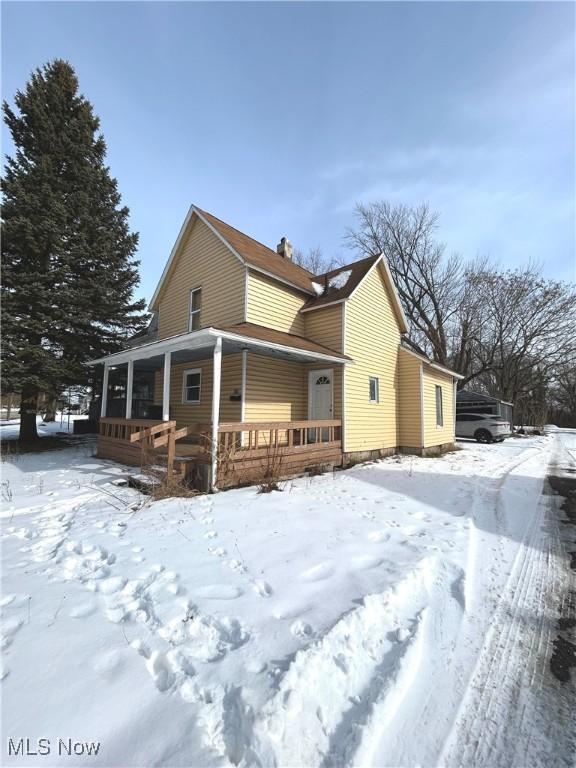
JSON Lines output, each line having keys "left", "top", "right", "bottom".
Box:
{"left": 183, "top": 369, "right": 201, "bottom": 404}
{"left": 369, "top": 376, "right": 379, "bottom": 403}
{"left": 188, "top": 287, "right": 202, "bottom": 331}
{"left": 435, "top": 385, "right": 443, "bottom": 426}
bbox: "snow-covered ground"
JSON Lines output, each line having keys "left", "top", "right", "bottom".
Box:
{"left": 1, "top": 433, "right": 574, "bottom": 767}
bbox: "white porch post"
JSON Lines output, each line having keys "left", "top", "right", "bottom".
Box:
{"left": 125, "top": 360, "right": 134, "bottom": 419}
{"left": 162, "top": 352, "right": 171, "bottom": 421}
{"left": 210, "top": 337, "right": 222, "bottom": 491}
{"left": 101, "top": 364, "right": 109, "bottom": 418}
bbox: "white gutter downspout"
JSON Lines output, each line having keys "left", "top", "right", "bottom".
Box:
{"left": 162, "top": 352, "right": 171, "bottom": 421}
{"left": 101, "top": 364, "right": 110, "bottom": 418}
{"left": 125, "top": 360, "right": 134, "bottom": 419}
{"left": 453, "top": 379, "right": 458, "bottom": 443}
{"left": 210, "top": 337, "right": 222, "bottom": 491}
{"left": 419, "top": 363, "right": 425, "bottom": 451}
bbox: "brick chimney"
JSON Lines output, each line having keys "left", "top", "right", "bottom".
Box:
{"left": 276, "top": 237, "right": 293, "bottom": 260}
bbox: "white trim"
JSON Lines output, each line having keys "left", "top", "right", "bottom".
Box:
{"left": 88, "top": 327, "right": 348, "bottom": 369}
{"left": 379, "top": 258, "right": 410, "bottom": 334}
{"left": 210, "top": 337, "right": 222, "bottom": 491}
{"left": 240, "top": 350, "right": 247, "bottom": 422}
{"left": 369, "top": 375, "right": 380, "bottom": 404}
{"left": 149, "top": 205, "right": 315, "bottom": 310}
{"left": 298, "top": 255, "right": 409, "bottom": 335}
{"left": 125, "top": 360, "right": 134, "bottom": 419}
{"left": 243, "top": 267, "right": 249, "bottom": 322}
{"left": 435, "top": 383, "right": 444, "bottom": 427}
{"left": 215, "top": 330, "right": 349, "bottom": 365}
{"left": 341, "top": 302, "right": 347, "bottom": 452}
{"left": 101, "top": 364, "right": 109, "bottom": 418}
{"left": 307, "top": 368, "right": 334, "bottom": 421}
{"left": 453, "top": 380, "right": 458, "bottom": 439}
{"left": 300, "top": 298, "right": 346, "bottom": 313}
{"left": 188, "top": 286, "right": 202, "bottom": 332}
{"left": 162, "top": 352, "right": 171, "bottom": 421}
{"left": 247, "top": 265, "right": 315, "bottom": 297}
{"left": 182, "top": 368, "right": 202, "bottom": 404}
{"left": 149, "top": 205, "right": 194, "bottom": 311}
{"left": 419, "top": 362, "right": 425, "bottom": 448}
{"left": 399, "top": 345, "right": 465, "bottom": 380}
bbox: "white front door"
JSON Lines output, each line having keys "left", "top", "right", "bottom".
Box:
{"left": 308, "top": 370, "right": 333, "bottom": 441}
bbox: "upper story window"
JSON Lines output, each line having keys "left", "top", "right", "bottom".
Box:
{"left": 369, "top": 376, "right": 379, "bottom": 403}
{"left": 188, "top": 287, "right": 202, "bottom": 331}
{"left": 435, "top": 385, "right": 443, "bottom": 426}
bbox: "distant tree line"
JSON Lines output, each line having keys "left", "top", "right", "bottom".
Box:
{"left": 344, "top": 201, "right": 576, "bottom": 428}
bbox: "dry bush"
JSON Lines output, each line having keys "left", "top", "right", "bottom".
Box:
{"left": 255, "top": 441, "right": 285, "bottom": 493}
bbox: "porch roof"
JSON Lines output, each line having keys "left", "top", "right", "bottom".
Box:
{"left": 87, "top": 322, "right": 350, "bottom": 368}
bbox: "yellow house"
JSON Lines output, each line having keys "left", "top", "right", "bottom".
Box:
{"left": 89, "top": 205, "right": 463, "bottom": 489}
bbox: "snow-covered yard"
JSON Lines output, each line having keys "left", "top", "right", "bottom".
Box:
{"left": 1, "top": 432, "right": 574, "bottom": 767}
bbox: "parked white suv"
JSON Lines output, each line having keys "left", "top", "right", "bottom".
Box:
{"left": 456, "top": 413, "right": 511, "bottom": 443}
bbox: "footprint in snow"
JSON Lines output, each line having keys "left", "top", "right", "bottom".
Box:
{"left": 253, "top": 580, "right": 273, "bottom": 598}
{"left": 69, "top": 601, "right": 97, "bottom": 619}
{"left": 204, "top": 531, "right": 218, "bottom": 540}
{"left": 193, "top": 585, "right": 243, "bottom": 600}
{"left": 291, "top": 620, "right": 314, "bottom": 639}
{"left": 368, "top": 531, "right": 391, "bottom": 543}
{"left": 208, "top": 547, "right": 227, "bottom": 558}
{"left": 300, "top": 562, "right": 334, "bottom": 582}
{"left": 350, "top": 555, "right": 383, "bottom": 571}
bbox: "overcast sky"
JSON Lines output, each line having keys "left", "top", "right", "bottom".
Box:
{"left": 2, "top": 1, "right": 574, "bottom": 303}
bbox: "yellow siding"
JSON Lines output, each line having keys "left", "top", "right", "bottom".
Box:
{"left": 303, "top": 305, "right": 343, "bottom": 353}
{"left": 344, "top": 264, "right": 401, "bottom": 452}
{"left": 153, "top": 354, "right": 242, "bottom": 427}
{"left": 422, "top": 367, "right": 455, "bottom": 447}
{"left": 246, "top": 270, "right": 307, "bottom": 335}
{"left": 157, "top": 218, "right": 245, "bottom": 339}
{"left": 244, "top": 354, "right": 307, "bottom": 421}
{"left": 397, "top": 348, "right": 422, "bottom": 448}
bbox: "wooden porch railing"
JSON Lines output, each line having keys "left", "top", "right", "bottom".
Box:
{"left": 97, "top": 418, "right": 342, "bottom": 488}
{"left": 217, "top": 420, "right": 342, "bottom": 453}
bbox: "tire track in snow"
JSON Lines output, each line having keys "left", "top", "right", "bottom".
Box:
{"left": 440, "top": 436, "right": 574, "bottom": 768}
{"left": 248, "top": 556, "right": 465, "bottom": 768}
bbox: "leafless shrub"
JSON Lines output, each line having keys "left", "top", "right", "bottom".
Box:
{"left": 255, "top": 441, "right": 285, "bottom": 493}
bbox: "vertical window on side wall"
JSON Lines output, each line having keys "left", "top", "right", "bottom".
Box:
{"left": 435, "top": 385, "right": 443, "bottom": 426}
{"left": 189, "top": 287, "right": 202, "bottom": 331}
{"left": 369, "top": 377, "right": 379, "bottom": 403}
{"left": 183, "top": 369, "right": 201, "bottom": 403}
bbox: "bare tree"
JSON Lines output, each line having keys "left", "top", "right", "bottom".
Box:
{"left": 293, "top": 246, "right": 342, "bottom": 275}
{"left": 471, "top": 265, "right": 576, "bottom": 406}
{"left": 345, "top": 202, "right": 479, "bottom": 373}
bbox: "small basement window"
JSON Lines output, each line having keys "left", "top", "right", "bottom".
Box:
{"left": 183, "top": 369, "right": 201, "bottom": 404}
{"left": 369, "top": 377, "right": 379, "bottom": 403}
{"left": 435, "top": 385, "right": 443, "bottom": 426}
{"left": 188, "top": 287, "right": 202, "bottom": 331}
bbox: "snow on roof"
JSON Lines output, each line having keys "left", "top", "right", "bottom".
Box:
{"left": 312, "top": 281, "right": 324, "bottom": 296}
{"left": 328, "top": 269, "right": 352, "bottom": 290}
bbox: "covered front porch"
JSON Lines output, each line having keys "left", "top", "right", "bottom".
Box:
{"left": 89, "top": 324, "right": 348, "bottom": 490}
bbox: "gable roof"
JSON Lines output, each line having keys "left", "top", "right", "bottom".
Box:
{"left": 195, "top": 207, "right": 317, "bottom": 294}
{"left": 399, "top": 345, "right": 464, "bottom": 380}
{"left": 149, "top": 205, "right": 317, "bottom": 309}
{"left": 301, "top": 253, "right": 409, "bottom": 334}
{"left": 148, "top": 205, "right": 408, "bottom": 334}
{"left": 457, "top": 389, "right": 513, "bottom": 406}
{"left": 302, "top": 255, "right": 380, "bottom": 310}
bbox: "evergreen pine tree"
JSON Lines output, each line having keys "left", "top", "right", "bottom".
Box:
{"left": 2, "top": 60, "right": 146, "bottom": 441}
